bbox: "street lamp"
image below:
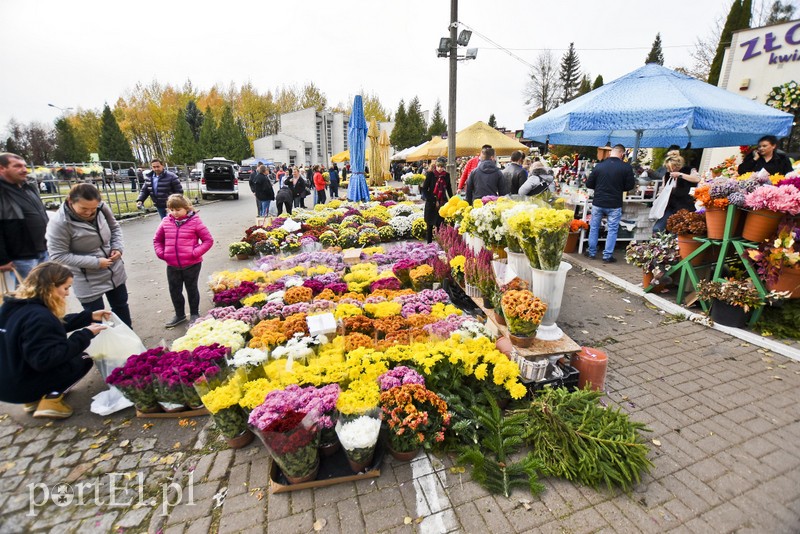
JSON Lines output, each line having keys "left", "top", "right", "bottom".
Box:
{"left": 48, "top": 103, "right": 73, "bottom": 113}
{"left": 436, "top": 1, "right": 477, "bottom": 191}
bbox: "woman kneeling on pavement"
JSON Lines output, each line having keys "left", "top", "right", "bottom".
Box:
{"left": 0, "top": 262, "right": 109, "bottom": 419}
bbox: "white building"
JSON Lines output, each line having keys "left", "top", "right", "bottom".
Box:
{"left": 253, "top": 108, "right": 395, "bottom": 167}
{"left": 701, "top": 18, "right": 800, "bottom": 171}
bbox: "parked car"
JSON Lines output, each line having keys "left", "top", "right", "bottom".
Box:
{"left": 238, "top": 165, "right": 253, "bottom": 180}
{"left": 200, "top": 158, "right": 239, "bottom": 200}
{"left": 189, "top": 168, "right": 203, "bottom": 181}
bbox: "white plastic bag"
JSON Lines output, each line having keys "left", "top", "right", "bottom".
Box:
{"left": 649, "top": 178, "right": 674, "bottom": 220}
{"left": 86, "top": 313, "right": 146, "bottom": 380}
{"left": 90, "top": 388, "right": 133, "bottom": 416}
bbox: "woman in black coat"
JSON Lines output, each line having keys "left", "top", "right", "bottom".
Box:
{"left": 0, "top": 262, "right": 109, "bottom": 418}
{"left": 422, "top": 157, "right": 452, "bottom": 243}
{"left": 290, "top": 168, "right": 307, "bottom": 208}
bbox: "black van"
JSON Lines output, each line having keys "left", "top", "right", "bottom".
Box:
{"left": 201, "top": 158, "right": 240, "bottom": 200}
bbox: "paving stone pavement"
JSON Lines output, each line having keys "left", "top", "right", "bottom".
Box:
{"left": 1, "top": 272, "right": 800, "bottom": 532}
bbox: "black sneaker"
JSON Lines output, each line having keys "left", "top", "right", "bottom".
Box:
{"left": 165, "top": 315, "right": 187, "bottom": 328}
{"left": 583, "top": 251, "right": 596, "bottom": 259}
{"left": 602, "top": 256, "right": 618, "bottom": 264}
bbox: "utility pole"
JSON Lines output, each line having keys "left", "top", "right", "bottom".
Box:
{"left": 447, "top": 0, "right": 458, "bottom": 192}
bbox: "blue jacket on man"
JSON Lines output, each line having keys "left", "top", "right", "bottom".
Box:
{"left": 137, "top": 170, "right": 183, "bottom": 208}
{"left": 585, "top": 157, "right": 636, "bottom": 208}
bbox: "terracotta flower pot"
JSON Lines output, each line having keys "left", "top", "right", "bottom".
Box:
{"left": 509, "top": 333, "right": 536, "bottom": 348}
{"left": 705, "top": 206, "right": 742, "bottom": 240}
{"left": 677, "top": 234, "right": 707, "bottom": 266}
{"left": 742, "top": 209, "right": 782, "bottom": 243}
{"left": 285, "top": 462, "right": 320, "bottom": 484}
{"left": 347, "top": 455, "right": 374, "bottom": 473}
{"left": 319, "top": 440, "right": 342, "bottom": 457}
{"left": 387, "top": 444, "right": 421, "bottom": 462}
{"left": 767, "top": 265, "right": 800, "bottom": 298}
{"left": 236, "top": 253, "right": 249, "bottom": 261}
{"left": 226, "top": 429, "right": 255, "bottom": 449}
{"left": 643, "top": 271, "right": 654, "bottom": 288}
{"left": 563, "top": 232, "right": 579, "bottom": 253}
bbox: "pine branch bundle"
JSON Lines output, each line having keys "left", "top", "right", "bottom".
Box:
{"left": 521, "top": 388, "right": 653, "bottom": 491}
{"left": 458, "top": 395, "right": 545, "bottom": 498}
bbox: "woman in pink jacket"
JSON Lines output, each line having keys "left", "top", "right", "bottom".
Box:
{"left": 153, "top": 194, "right": 214, "bottom": 328}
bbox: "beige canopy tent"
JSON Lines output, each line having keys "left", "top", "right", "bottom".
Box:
{"left": 331, "top": 148, "right": 371, "bottom": 163}
{"left": 406, "top": 122, "right": 529, "bottom": 161}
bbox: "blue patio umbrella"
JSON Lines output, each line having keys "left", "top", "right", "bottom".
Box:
{"left": 523, "top": 64, "right": 794, "bottom": 151}
{"left": 347, "top": 95, "right": 370, "bottom": 202}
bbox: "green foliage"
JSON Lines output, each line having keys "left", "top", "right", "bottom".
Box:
{"left": 522, "top": 387, "right": 653, "bottom": 491}
{"left": 300, "top": 82, "right": 327, "bottom": 112}
{"left": 592, "top": 75, "right": 604, "bottom": 90}
{"left": 53, "top": 118, "right": 87, "bottom": 163}
{"left": 199, "top": 107, "right": 218, "bottom": 159}
{"left": 457, "top": 395, "right": 545, "bottom": 498}
{"left": 709, "top": 1, "right": 750, "bottom": 86}
{"left": 577, "top": 75, "right": 592, "bottom": 97}
{"left": 428, "top": 100, "right": 447, "bottom": 138}
{"left": 406, "top": 96, "right": 428, "bottom": 148}
{"left": 184, "top": 100, "right": 204, "bottom": 142}
{"left": 559, "top": 42, "right": 582, "bottom": 103}
{"left": 755, "top": 299, "right": 800, "bottom": 338}
{"left": 390, "top": 100, "right": 408, "bottom": 149}
{"left": 98, "top": 104, "right": 135, "bottom": 163}
{"left": 645, "top": 33, "right": 665, "bottom": 65}
{"left": 170, "top": 110, "right": 199, "bottom": 164}
{"left": 216, "top": 106, "right": 244, "bottom": 161}
{"left": 488, "top": 114, "right": 497, "bottom": 128}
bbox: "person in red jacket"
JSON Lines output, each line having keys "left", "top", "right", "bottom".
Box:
{"left": 153, "top": 194, "right": 214, "bottom": 328}
{"left": 313, "top": 165, "right": 327, "bottom": 205}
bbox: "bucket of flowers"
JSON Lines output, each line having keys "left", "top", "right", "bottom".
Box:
{"left": 228, "top": 241, "right": 254, "bottom": 260}
{"left": 666, "top": 210, "right": 708, "bottom": 265}
{"left": 379, "top": 369, "right": 450, "bottom": 461}
{"left": 105, "top": 347, "right": 165, "bottom": 413}
{"left": 697, "top": 278, "right": 784, "bottom": 328}
{"left": 249, "top": 384, "right": 336, "bottom": 484}
{"left": 335, "top": 381, "right": 382, "bottom": 473}
{"left": 501, "top": 290, "right": 548, "bottom": 348}
{"left": 195, "top": 371, "right": 253, "bottom": 449}
{"left": 564, "top": 219, "right": 589, "bottom": 253}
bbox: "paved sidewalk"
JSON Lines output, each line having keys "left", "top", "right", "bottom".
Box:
{"left": 1, "top": 263, "right": 799, "bottom": 533}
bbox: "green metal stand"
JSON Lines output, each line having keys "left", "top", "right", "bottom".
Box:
{"left": 645, "top": 205, "right": 767, "bottom": 325}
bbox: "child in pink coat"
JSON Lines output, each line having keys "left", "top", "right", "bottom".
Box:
{"left": 153, "top": 194, "right": 214, "bottom": 328}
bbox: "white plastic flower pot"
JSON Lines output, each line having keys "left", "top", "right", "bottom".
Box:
{"left": 530, "top": 261, "right": 572, "bottom": 341}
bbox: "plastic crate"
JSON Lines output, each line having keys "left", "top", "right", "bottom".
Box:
{"left": 525, "top": 360, "right": 580, "bottom": 396}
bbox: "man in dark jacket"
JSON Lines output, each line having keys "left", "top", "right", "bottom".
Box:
{"left": 136, "top": 158, "right": 183, "bottom": 218}
{"left": 737, "top": 135, "right": 794, "bottom": 176}
{"left": 0, "top": 153, "right": 50, "bottom": 281}
{"left": 465, "top": 147, "right": 510, "bottom": 204}
{"left": 251, "top": 165, "right": 276, "bottom": 217}
{"left": 584, "top": 145, "right": 636, "bottom": 263}
{"left": 503, "top": 150, "right": 528, "bottom": 194}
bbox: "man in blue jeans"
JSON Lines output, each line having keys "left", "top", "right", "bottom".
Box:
{"left": 584, "top": 145, "right": 636, "bottom": 263}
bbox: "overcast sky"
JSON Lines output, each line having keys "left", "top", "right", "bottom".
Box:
{"left": 1, "top": 0, "right": 727, "bottom": 134}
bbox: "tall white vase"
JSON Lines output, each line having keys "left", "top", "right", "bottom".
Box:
{"left": 505, "top": 249, "right": 532, "bottom": 287}
{"left": 530, "top": 261, "right": 572, "bottom": 341}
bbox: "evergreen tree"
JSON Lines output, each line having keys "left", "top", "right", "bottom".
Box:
{"left": 645, "top": 33, "right": 665, "bottom": 65}
{"left": 559, "top": 43, "right": 582, "bottom": 103}
{"left": 577, "top": 75, "right": 592, "bottom": 96}
{"left": 5, "top": 137, "right": 20, "bottom": 157}
{"left": 709, "top": 1, "right": 747, "bottom": 86}
{"left": 236, "top": 120, "right": 252, "bottom": 161}
{"left": 766, "top": 0, "right": 796, "bottom": 24}
{"left": 739, "top": 0, "right": 752, "bottom": 28}
{"left": 184, "top": 100, "right": 204, "bottom": 142}
{"left": 53, "top": 117, "right": 87, "bottom": 163}
{"left": 216, "top": 106, "right": 241, "bottom": 161}
{"left": 390, "top": 100, "right": 408, "bottom": 149}
{"left": 488, "top": 114, "right": 497, "bottom": 128}
{"left": 427, "top": 100, "right": 447, "bottom": 138}
{"left": 170, "top": 110, "right": 199, "bottom": 164}
{"left": 98, "top": 104, "right": 135, "bottom": 163}
{"left": 406, "top": 96, "right": 428, "bottom": 147}
{"left": 198, "top": 107, "right": 218, "bottom": 158}
{"left": 592, "top": 75, "right": 604, "bottom": 90}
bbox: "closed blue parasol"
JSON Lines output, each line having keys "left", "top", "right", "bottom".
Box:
{"left": 523, "top": 64, "right": 794, "bottom": 150}
{"left": 347, "top": 95, "right": 370, "bottom": 202}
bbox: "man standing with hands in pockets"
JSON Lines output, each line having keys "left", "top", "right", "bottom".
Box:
{"left": 136, "top": 159, "right": 183, "bottom": 219}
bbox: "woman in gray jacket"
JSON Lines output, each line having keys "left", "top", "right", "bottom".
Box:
{"left": 46, "top": 184, "right": 132, "bottom": 327}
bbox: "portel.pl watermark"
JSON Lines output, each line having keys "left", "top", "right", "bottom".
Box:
{"left": 27, "top": 471, "right": 194, "bottom": 517}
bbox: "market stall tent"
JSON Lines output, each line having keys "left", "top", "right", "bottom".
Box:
{"left": 405, "top": 136, "right": 446, "bottom": 162}
{"left": 406, "top": 123, "right": 529, "bottom": 162}
{"left": 522, "top": 63, "right": 794, "bottom": 150}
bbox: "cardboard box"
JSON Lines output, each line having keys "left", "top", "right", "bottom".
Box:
{"left": 136, "top": 406, "right": 209, "bottom": 418}
{"left": 269, "top": 443, "right": 384, "bottom": 493}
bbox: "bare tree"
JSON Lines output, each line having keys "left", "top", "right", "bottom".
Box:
{"left": 523, "top": 49, "right": 561, "bottom": 116}
{"left": 685, "top": 12, "right": 724, "bottom": 80}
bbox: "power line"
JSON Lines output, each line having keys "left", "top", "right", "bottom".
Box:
{"left": 479, "top": 45, "right": 695, "bottom": 51}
